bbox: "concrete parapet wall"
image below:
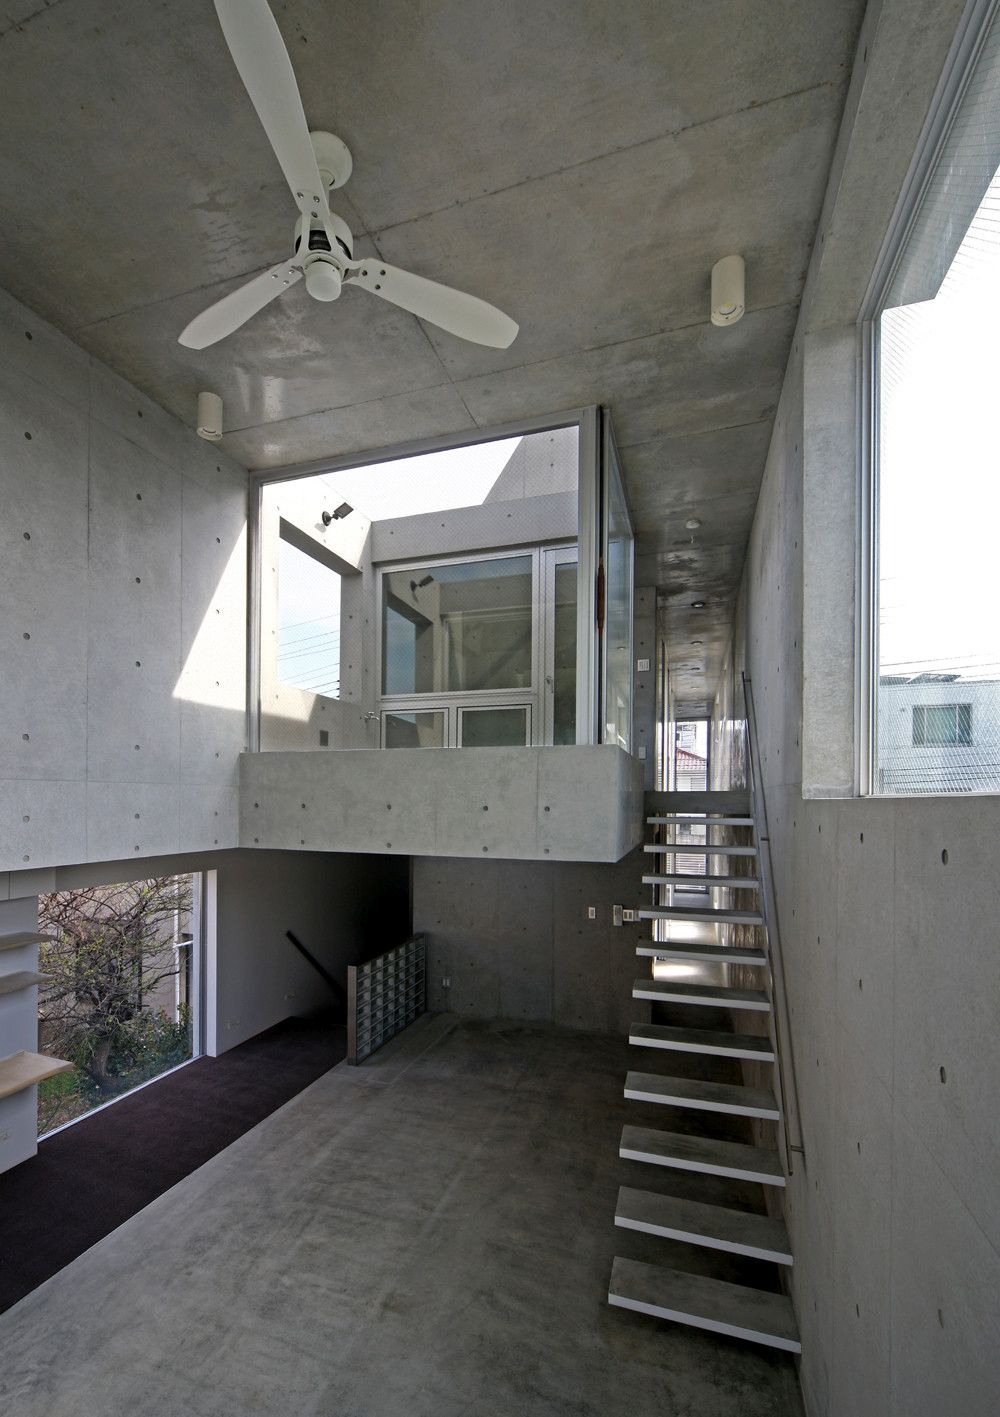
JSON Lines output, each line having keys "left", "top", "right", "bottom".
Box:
{"left": 239, "top": 746, "right": 643, "bottom": 863}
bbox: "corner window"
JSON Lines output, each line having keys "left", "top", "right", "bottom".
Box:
{"left": 871, "top": 10, "right": 1000, "bottom": 795}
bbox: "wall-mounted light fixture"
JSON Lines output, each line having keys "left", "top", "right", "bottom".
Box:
{"left": 321, "top": 502, "right": 354, "bottom": 525}
{"left": 685, "top": 517, "right": 701, "bottom": 530}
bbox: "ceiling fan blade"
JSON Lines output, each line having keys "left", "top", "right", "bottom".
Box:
{"left": 214, "top": 0, "right": 327, "bottom": 210}
{"left": 178, "top": 261, "right": 302, "bottom": 349}
{"left": 348, "top": 262, "right": 519, "bottom": 349}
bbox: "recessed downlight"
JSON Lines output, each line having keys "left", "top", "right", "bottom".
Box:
{"left": 691, "top": 600, "right": 706, "bottom": 609}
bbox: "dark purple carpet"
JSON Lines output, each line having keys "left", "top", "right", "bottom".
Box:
{"left": 0, "top": 1015, "right": 346, "bottom": 1314}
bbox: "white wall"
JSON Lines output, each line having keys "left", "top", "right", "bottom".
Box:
{"left": 211, "top": 848, "right": 410, "bottom": 1052}
{"left": 0, "top": 285, "right": 249, "bottom": 876}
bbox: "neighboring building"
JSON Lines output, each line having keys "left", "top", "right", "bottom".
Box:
{"left": 876, "top": 675, "right": 1000, "bottom": 795}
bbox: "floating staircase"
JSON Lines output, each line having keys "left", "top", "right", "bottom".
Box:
{"left": 607, "top": 785, "right": 800, "bottom": 1355}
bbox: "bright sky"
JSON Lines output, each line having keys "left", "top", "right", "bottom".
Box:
{"left": 878, "top": 163, "right": 1000, "bottom": 681}
{"left": 317, "top": 437, "right": 520, "bottom": 521}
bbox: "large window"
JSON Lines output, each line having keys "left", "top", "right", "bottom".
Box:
{"left": 256, "top": 419, "right": 590, "bottom": 751}
{"left": 36, "top": 875, "right": 201, "bottom": 1135}
{"left": 871, "top": 8, "right": 1000, "bottom": 794}
{"left": 602, "top": 425, "right": 634, "bottom": 750}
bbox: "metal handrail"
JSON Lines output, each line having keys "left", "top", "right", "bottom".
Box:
{"left": 741, "top": 672, "right": 805, "bottom": 1175}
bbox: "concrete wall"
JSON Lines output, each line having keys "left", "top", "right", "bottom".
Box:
{"left": 709, "top": 4, "right": 1000, "bottom": 1411}
{"left": 413, "top": 852, "right": 645, "bottom": 1032}
{"left": 240, "top": 746, "right": 644, "bottom": 863}
{"left": 0, "top": 285, "right": 249, "bottom": 875}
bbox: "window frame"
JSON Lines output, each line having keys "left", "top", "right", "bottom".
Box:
{"left": 859, "top": 0, "right": 1000, "bottom": 796}
{"left": 247, "top": 409, "right": 600, "bottom": 752}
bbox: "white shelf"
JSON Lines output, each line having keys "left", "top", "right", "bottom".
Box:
{"left": 0, "top": 971, "right": 49, "bottom": 997}
{"left": 0, "top": 1050, "right": 73, "bottom": 1101}
{"left": 0, "top": 932, "right": 56, "bottom": 953}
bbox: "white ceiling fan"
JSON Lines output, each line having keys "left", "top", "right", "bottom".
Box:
{"left": 179, "top": 0, "right": 518, "bottom": 352}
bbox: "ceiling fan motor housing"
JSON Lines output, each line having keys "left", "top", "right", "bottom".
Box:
{"left": 294, "top": 212, "right": 353, "bottom": 301}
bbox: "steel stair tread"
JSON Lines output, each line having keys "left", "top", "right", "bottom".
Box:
{"left": 615, "top": 1187, "right": 793, "bottom": 1264}
{"left": 632, "top": 979, "right": 771, "bottom": 1010}
{"left": 638, "top": 906, "right": 764, "bottom": 924}
{"left": 608, "top": 1257, "right": 800, "bottom": 1352}
{"left": 646, "top": 815, "right": 754, "bottom": 826}
{"left": 625, "top": 1070, "right": 780, "bottom": 1119}
{"left": 629, "top": 1022, "right": 775, "bottom": 1060}
{"left": 644, "top": 843, "right": 758, "bottom": 856}
{"left": 635, "top": 942, "right": 767, "bottom": 964}
{"left": 620, "top": 1124, "right": 785, "bottom": 1186}
{"left": 642, "top": 873, "right": 761, "bottom": 889}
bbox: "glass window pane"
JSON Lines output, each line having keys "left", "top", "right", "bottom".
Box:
{"left": 36, "top": 876, "right": 197, "bottom": 1136}
{"left": 874, "top": 13, "right": 1000, "bottom": 794}
{"left": 277, "top": 539, "right": 341, "bottom": 699}
{"left": 553, "top": 560, "right": 577, "bottom": 745}
{"left": 382, "top": 556, "right": 533, "bottom": 696}
{"left": 460, "top": 707, "right": 529, "bottom": 747}
{"left": 383, "top": 711, "right": 445, "bottom": 749}
{"left": 604, "top": 464, "right": 633, "bottom": 749}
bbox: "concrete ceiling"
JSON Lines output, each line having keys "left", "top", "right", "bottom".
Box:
{"left": 0, "top": 0, "right": 864, "bottom": 713}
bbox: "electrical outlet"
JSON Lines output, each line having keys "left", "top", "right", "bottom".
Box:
{"left": 622, "top": 908, "right": 637, "bottom": 923}
{"left": 637, "top": 657, "right": 650, "bottom": 672}
{"left": 441, "top": 976, "right": 451, "bottom": 988}
{"left": 587, "top": 906, "right": 596, "bottom": 920}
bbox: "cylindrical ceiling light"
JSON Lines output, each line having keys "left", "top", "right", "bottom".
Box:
{"left": 196, "top": 391, "right": 224, "bottom": 442}
{"left": 711, "top": 255, "right": 745, "bottom": 327}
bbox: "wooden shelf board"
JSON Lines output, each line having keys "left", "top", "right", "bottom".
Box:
{"left": 0, "top": 1051, "right": 73, "bottom": 1100}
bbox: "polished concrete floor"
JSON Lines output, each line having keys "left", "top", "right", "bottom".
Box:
{"left": 0, "top": 1015, "right": 803, "bottom": 1417}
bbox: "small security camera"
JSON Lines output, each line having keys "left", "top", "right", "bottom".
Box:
{"left": 321, "top": 502, "right": 353, "bottom": 525}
